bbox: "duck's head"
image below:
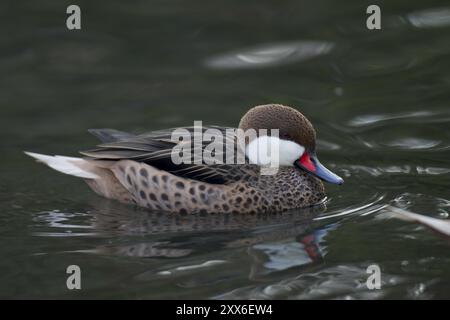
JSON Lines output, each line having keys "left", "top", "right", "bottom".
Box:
{"left": 239, "top": 104, "right": 344, "bottom": 185}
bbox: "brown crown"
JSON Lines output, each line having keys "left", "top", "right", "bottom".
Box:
{"left": 238, "top": 104, "right": 316, "bottom": 152}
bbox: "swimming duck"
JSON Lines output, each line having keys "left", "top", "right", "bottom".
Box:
{"left": 25, "top": 104, "right": 343, "bottom": 214}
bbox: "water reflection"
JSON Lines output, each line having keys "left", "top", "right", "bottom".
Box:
{"left": 317, "top": 139, "right": 341, "bottom": 151}
{"left": 204, "top": 41, "right": 334, "bottom": 69}
{"left": 416, "top": 166, "right": 450, "bottom": 175}
{"left": 348, "top": 111, "right": 434, "bottom": 128}
{"left": 354, "top": 138, "right": 448, "bottom": 151}
{"left": 31, "top": 200, "right": 328, "bottom": 257}
{"left": 97, "top": 242, "right": 193, "bottom": 258}
{"left": 157, "top": 260, "right": 228, "bottom": 275}
{"left": 339, "top": 165, "right": 450, "bottom": 177}
{"left": 385, "top": 138, "right": 441, "bottom": 150}
{"left": 407, "top": 7, "right": 450, "bottom": 28}
{"left": 215, "top": 264, "right": 405, "bottom": 299}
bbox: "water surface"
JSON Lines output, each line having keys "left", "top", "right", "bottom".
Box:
{"left": 1, "top": 0, "right": 450, "bottom": 299}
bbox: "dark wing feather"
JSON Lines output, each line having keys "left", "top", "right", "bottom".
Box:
{"left": 82, "top": 127, "right": 251, "bottom": 184}
{"left": 88, "top": 128, "right": 136, "bottom": 143}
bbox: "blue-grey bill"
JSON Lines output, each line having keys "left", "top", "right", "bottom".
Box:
{"left": 294, "top": 155, "right": 344, "bottom": 185}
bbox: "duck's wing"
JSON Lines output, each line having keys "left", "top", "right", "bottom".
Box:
{"left": 81, "top": 126, "right": 254, "bottom": 184}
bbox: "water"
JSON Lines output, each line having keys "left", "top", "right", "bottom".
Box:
{"left": 1, "top": 0, "right": 450, "bottom": 299}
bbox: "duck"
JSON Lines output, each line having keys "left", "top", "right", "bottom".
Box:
{"left": 25, "top": 104, "right": 343, "bottom": 214}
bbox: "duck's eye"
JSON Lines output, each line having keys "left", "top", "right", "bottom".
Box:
{"left": 281, "top": 133, "right": 292, "bottom": 140}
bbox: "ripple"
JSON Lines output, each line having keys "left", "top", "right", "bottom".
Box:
{"left": 381, "top": 165, "right": 412, "bottom": 174}
{"left": 407, "top": 282, "right": 433, "bottom": 299}
{"left": 314, "top": 195, "right": 386, "bottom": 221}
{"left": 341, "top": 165, "right": 450, "bottom": 177}
{"left": 95, "top": 242, "right": 192, "bottom": 258}
{"left": 157, "top": 260, "right": 227, "bottom": 276}
{"left": 204, "top": 41, "right": 334, "bottom": 70}
{"left": 215, "top": 265, "right": 405, "bottom": 299}
{"left": 32, "top": 210, "right": 93, "bottom": 230}
{"left": 348, "top": 111, "right": 433, "bottom": 127}
{"left": 393, "top": 193, "right": 450, "bottom": 216}
{"left": 416, "top": 166, "right": 450, "bottom": 175}
{"left": 385, "top": 138, "right": 441, "bottom": 150}
{"left": 342, "top": 165, "right": 383, "bottom": 177}
{"left": 317, "top": 139, "right": 341, "bottom": 151}
{"left": 353, "top": 136, "right": 446, "bottom": 151}
{"left": 32, "top": 231, "right": 99, "bottom": 237}
{"left": 407, "top": 7, "right": 450, "bottom": 28}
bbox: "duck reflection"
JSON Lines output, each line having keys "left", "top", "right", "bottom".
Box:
{"left": 34, "top": 199, "right": 334, "bottom": 275}
{"left": 84, "top": 200, "right": 331, "bottom": 270}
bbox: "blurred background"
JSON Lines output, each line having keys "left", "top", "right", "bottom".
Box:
{"left": 0, "top": 0, "right": 450, "bottom": 299}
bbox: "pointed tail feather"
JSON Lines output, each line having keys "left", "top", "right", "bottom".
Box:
{"left": 24, "top": 151, "right": 99, "bottom": 179}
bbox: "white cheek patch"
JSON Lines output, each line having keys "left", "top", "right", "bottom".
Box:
{"left": 246, "top": 136, "right": 305, "bottom": 167}
{"left": 278, "top": 139, "right": 305, "bottom": 166}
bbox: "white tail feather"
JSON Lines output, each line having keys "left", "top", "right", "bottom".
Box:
{"left": 24, "top": 151, "right": 99, "bottom": 179}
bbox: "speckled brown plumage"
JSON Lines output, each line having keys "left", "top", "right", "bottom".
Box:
{"left": 87, "top": 160, "right": 325, "bottom": 214}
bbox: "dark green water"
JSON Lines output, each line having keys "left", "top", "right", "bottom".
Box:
{"left": 1, "top": 0, "right": 450, "bottom": 299}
